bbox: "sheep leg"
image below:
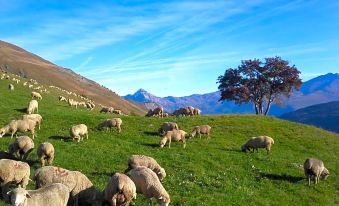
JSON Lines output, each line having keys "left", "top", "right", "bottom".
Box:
{"left": 118, "top": 126, "right": 121, "bottom": 133}
{"left": 199, "top": 133, "right": 201, "bottom": 139}
{"left": 168, "top": 139, "right": 171, "bottom": 148}
{"left": 40, "top": 156, "right": 45, "bottom": 167}
{"left": 308, "top": 176, "right": 311, "bottom": 186}
{"left": 47, "top": 156, "right": 54, "bottom": 165}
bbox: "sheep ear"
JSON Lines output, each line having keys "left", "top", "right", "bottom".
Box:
{"left": 26, "top": 192, "right": 32, "bottom": 198}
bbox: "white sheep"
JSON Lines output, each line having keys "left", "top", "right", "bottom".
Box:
{"left": 22, "top": 114, "right": 43, "bottom": 130}
{"left": 59, "top": 96, "right": 67, "bottom": 102}
{"left": 160, "top": 130, "right": 187, "bottom": 148}
{"left": 27, "top": 99, "right": 39, "bottom": 114}
{"left": 304, "top": 158, "right": 330, "bottom": 186}
{"left": 8, "top": 84, "right": 14, "bottom": 90}
{"left": 241, "top": 136, "right": 275, "bottom": 154}
{"left": 158, "top": 122, "right": 178, "bottom": 135}
{"left": 130, "top": 166, "right": 170, "bottom": 206}
{"left": 191, "top": 125, "right": 211, "bottom": 139}
{"left": 8, "top": 136, "right": 34, "bottom": 160}
{"left": 97, "top": 118, "right": 122, "bottom": 133}
{"left": 34, "top": 166, "right": 103, "bottom": 206}
{"left": 37, "top": 142, "right": 55, "bottom": 167}
{"left": 103, "top": 173, "right": 136, "bottom": 206}
{"left": 70, "top": 124, "right": 88, "bottom": 142}
{"left": 7, "top": 183, "right": 70, "bottom": 206}
{"left": 0, "top": 119, "right": 37, "bottom": 139}
{"left": 31, "top": 91, "right": 42, "bottom": 100}
{"left": 68, "top": 99, "right": 78, "bottom": 108}
{"left": 0, "top": 159, "right": 30, "bottom": 188}
{"left": 125, "top": 155, "right": 166, "bottom": 181}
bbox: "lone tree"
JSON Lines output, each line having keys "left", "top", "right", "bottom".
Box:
{"left": 217, "top": 57, "right": 302, "bottom": 115}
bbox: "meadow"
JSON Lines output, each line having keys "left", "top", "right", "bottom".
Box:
{"left": 0, "top": 78, "right": 338, "bottom": 206}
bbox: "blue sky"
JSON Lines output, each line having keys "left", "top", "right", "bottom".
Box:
{"left": 1, "top": 0, "right": 338, "bottom": 97}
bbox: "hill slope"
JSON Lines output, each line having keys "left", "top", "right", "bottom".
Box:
{"left": 124, "top": 73, "right": 339, "bottom": 115}
{"left": 280, "top": 101, "right": 339, "bottom": 133}
{"left": 0, "top": 40, "right": 145, "bottom": 115}
{"left": 0, "top": 77, "right": 338, "bottom": 206}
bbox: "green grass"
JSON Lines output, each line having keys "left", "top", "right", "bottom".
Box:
{"left": 0, "top": 76, "right": 338, "bottom": 206}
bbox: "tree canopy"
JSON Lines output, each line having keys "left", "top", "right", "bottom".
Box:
{"left": 217, "top": 57, "right": 302, "bottom": 115}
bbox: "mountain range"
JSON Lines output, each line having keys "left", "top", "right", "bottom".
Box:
{"left": 124, "top": 73, "right": 339, "bottom": 116}
{"left": 280, "top": 101, "right": 339, "bottom": 133}
{"left": 0, "top": 40, "right": 145, "bottom": 115}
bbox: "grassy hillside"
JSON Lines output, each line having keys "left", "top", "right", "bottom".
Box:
{"left": 0, "top": 77, "right": 338, "bottom": 206}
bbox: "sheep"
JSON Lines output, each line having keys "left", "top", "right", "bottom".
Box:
{"left": 187, "top": 106, "right": 195, "bottom": 116}
{"left": 8, "top": 84, "right": 14, "bottom": 90}
{"left": 112, "top": 109, "right": 122, "bottom": 115}
{"left": 146, "top": 107, "right": 164, "bottom": 117}
{"left": 303, "top": 158, "right": 330, "bottom": 186}
{"left": 130, "top": 167, "right": 170, "bottom": 206}
{"left": 59, "top": 96, "right": 67, "bottom": 102}
{"left": 103, "top": 173, "right": 136, "bottom": 206}
{"left": 8, "top": 136, "right": 34, "bottom": 160}
{"left": 193, "top": 108, "right": 201, "bottom": 116}
{"left": 27, "top": 99, "right": 38, "bottom": 114}
{"left": 191, "top": 125, "right": 211, "bottom": 139}
{"left": 85, "top": 102, "right": 95, "bottom": 110}
{"left": 158, "top": 122, "right": 178, "bottom": 135}
{"left": 0, "top": 119, "right": 37, "bottom": 139}
{"left": 68, "top": 99, "right": 78, "bottom": 108}
{"left": 160, "top": 130, "right": 187, "bottom": 148}
{"left": 7, "top": 183, "right": 70, "bottom": 206}
{"left": 124, "top": 155, "right": 166, "bottom": 181}
{"left": 34, "top": 166, "right": 103, "bottom": 206}
{"left": 70, "top": 124, "right": 88, "bottom": 142}
{"left": 31, "top": 91, "right": 42, "bottom": 100}
{"left": 241, "top": 136, "right": 274, "bottom": 154}
{"left": 100, "top": 107, "right": 114, "bottom": 113}
{"left": 172, "top": 107, "right": 190, "bottom": 116}
{"left": 37, "top": 142, "right": 55, "bottom": 167}
{"left": 22, "top": 114, "right": 43, "bottom": 130}
{"left": 97, "top": 118, "right": 122, "bottom": 133}
{"left": 0, "top": 159, "right": 30, "bottom": 189}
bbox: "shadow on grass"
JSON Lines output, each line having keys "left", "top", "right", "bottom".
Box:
{"left": 48, "top": 135, "right": 72, "bottom": 142}
{"left": 27, "top": 159, "right": 40, "bottom": 168}
{"left": 90, "top": 171, "right": 114, "bottom": 177}
{"left": 14, "top": 108, "right": 27, "bottom": 113}
{"left": 144, "top": 131, "right": 160, "bottom": 137}
{"left": 258, "top": 172, "right": 304, "bottom": 183}
{"left": 221, "top": 148, "right": 242, "bottom": 153}
{"left": 141, "top": 143, "right": 159, "bottom": 148}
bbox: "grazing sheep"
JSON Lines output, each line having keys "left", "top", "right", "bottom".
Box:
{"left": 112, "top": 109, "right": 122, "bottom": 115}
{"left": 146, "top": 107, "right": 164, "bottom": 117}
{"left": 22, "top": 114, "right": 43, "bottom": 130}
{"left": 59, "top": 96, "right": 67, "bottom": 102}
{"left": 241, "top": 136, "right": 274, "bottom": 154}
{"left": 193, "top": 108, "right": 201, "bottom": 116}
{"left": 191, "top": 125, "right": 211, "bottom": 139}
{"left": 97, "top": 118, "right": 122, "bottom": 133}
{"left": 0, "top": 119, "right": 37, "bottom": 139}
{"left": 187, "top": 106, "right": 195, "bottom": 116}
{"left": 0, "top": 159, "right": 30, "bottom": 188}
{"left": 7, "top": 183, "right": 70, "bottom": 206}
{"left": 130, "top": 167, "right": 170, "bottom": 206}
{"left": 103, "top": 173, "right": 136, "bottom": 206}
{"left": 85, "top": 102, "right": 95, "bottom": 110}
{"left": 31, "top": 91, "right": 42, "bottom": 100}
{"left": 124, "top": 155, "right": 166, "bottom": 181}
{"left": 37, "top": 142, "right": 55, "bottom": 167}
{"left": 34, "top": 166, "right": 103, "bottom": 206}
{"left": 70, "top": 124, "right": 88, "bottom": 142}
{"left": 8, "top": 136, "right": 34, "bottom": 160}
{"left": 304, "top": 158, "right": 330, "bottom": 186}
{"left": 68, "top": 99, "right": 78, "bottom": 108}
{"left": 27, "top": 99, "right": 38, "bottom": 114}
{"left": 8, "top": 84, "right": 14, "bottom": 90}
{"left": 158, "top": 122, "right": 178, "bottom": 135}
{"left": 172, "top": 107, "right": 190, "bottom": 116}
{"left": 160, "top": 130, "right": 187, "bottom": 148}
{"left": 100, "top": 107, "right": 114, "bottom": 113}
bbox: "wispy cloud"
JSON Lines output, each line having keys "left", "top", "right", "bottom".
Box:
{"left": 75, "top": 56, "right": 93, "bottom": 70}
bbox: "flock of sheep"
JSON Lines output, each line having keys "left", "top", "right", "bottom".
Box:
{"left": 0, "top": 71, "right": 331, "bottom": 206}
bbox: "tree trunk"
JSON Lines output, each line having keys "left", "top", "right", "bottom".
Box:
{"left": 254, "top": 103, "right": 259, "bottom": 114}
{"left": 264, "top": 100, "right": 273, "bottom": 115}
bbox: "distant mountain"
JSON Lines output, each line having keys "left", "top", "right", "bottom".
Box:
{"left": 280, "top": 101, "right": 339, "bottom": 133}
{"left": 124, "top": 73, "right": 339, "bottom": 115}
{"left": 0, "top": 40, "right": 146, "bottom": 115}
